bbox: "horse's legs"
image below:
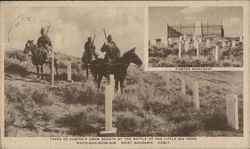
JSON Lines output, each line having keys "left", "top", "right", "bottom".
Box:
{"left": 54, "top": 59, "right": 59, "bottom": 76}
{"left": 120, "top": 78, "right": 125, "bottom": 94}
{"left": 97, "top": 75, "right": 103, "bottom": 90}
{"left": 115, "top": 79, "right": 119, "bottom": 92}
{"left": 93, "top": 72, "right": 97, "bottom": 81}
{"left": 86, "top": 67, "right": 89, "bottom": 79}
{"left": 55, "top": 66, "right": 59, "bottom": 76}
{"left": 49, "top": 64, "right": 52, "bottom": 81}
{"left": 36, "top": 65, "right": 40, "bottom": 79}
{"left": 41, "top": 65, "right": 44, "bottom": 80}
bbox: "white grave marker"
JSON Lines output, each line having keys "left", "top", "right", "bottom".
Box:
{"left": 193, "top": 81, "right": 200, "bottom": 110}
{"left": 206, "top": 39, "right": 210, "bottom": 47}
{"left": 232, "top": 40, "right": 236, "bottom": 48}
{"left": 100, "top": 85, "right": 117, "bottom": 136}
{"left": 215, "top": 46, "right": 219, "bottom": 61}
{"left": 226, "top": 94, "right": 239, "bottom": 130}
{"left": 67, "top": 61, "right": 72, "bottom": 82}
{"left": 178, "top": 41, "right": 182, "bottom": 58}
{"left": 184, "top": 41, "right": 189, "bottom": 52}
{"left": 196, "top": 42, "right": 200, "bottom": 57}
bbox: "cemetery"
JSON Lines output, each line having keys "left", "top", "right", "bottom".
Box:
{"left": 148, "top": 21, "right": 243, "bottom": 67}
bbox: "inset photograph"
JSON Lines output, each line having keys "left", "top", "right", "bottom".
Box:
{"left": 148, "top": 7, "right": 243, "bottom": 67}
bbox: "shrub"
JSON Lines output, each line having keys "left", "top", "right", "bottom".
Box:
{"left": 4, "top": 102, "right": 17, "bottom": 129}
{"left": 202, "top": 110, "right": 227, "bottom": 130}
{"left": 59, "top": 82, "right": 104, "bottom": 105}
{"left": 5, "top": 82, "right": 54, "bottom": 131}
{"left": 56, "top": 106, "right": 104, "bottom": 135}
{"left": 5, "top": 63, "right": 29, "bottom": 77}
{"left": 139, "top": 113, "right": 172, "bottom": 136}
{"left": 114, "top": 94, "right": 143, "bottom": 111}
{"left": 32, "top": 89, "right": 53, "bottom": 106}
{"left": 170, "top": 120, "right": 200, "bottom": 136}
{"left": 5, "top": 50, "right": 27, "bottom": 62}
{"left": 143, "top": 96, "right": 171, "bottom": 115}
{"left": 116, "top": 112, "right": 143, "bottom": 134}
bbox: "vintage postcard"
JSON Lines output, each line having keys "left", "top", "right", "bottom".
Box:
{"left": 0, "top": 1, "right": 249, "bottom": 149}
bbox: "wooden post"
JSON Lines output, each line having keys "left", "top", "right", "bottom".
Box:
{"left": 67, "top": 61, "right": 72, "bottom": 82}
{"left": 226, "top": 94, "right": 239, "bottom": 130}
{"left": 178, "top": 41, "right": 182, "bottom": 58}
{"left": 196, "top": 42, "right": 200, "bottom": 57}
{"left": 179, "top": 36, "right": 183, "bottom": 42}
{"left": 193, "top": 81, "right": 200, "bottom": 110}
{"left": 183, "top": 34, "right": 187, "bottom": 41}
{"left": 181, "top": 79, "right": 186, "bottom": 95}
{"left": 206, "top": 39, "right": 210, "bottom": 48}
{"left": 105, "top": 85, "right": 112, "bottom": 131}
{"left": 110, "top": 74, "right": 115, "bottom": 94}
{"left": 215, "top": 45, "right": 219, "bottom": 61}
{"left": 165, "top": 37, "right": 168, "bottom": 47}
{"left": 168, "top": 38, "right": 172, "bottom": 45}
{"left": 232, "top": 40, "right": 236, "bottom": 48}
{"left": 99, "top": 85, "right": 117, "bottom": 136}
{"left": 110, "top": 75, "right": 115, "bottom": 88}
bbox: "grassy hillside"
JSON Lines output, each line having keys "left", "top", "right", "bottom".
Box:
{"left": 4, "top": 50, "right": 243, "bottom": 137}
{"left": 149, "top": 42, "right": 243, "bottom": 67}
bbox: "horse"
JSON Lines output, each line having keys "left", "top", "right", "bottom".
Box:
{"left": 23, "top": 40, "right": 59, "bottom": 80}
{"left": 81, "top": 52, "right": 92, "bottom": 79}
{"left": 90, "top": 47, "right": 143, "bottom": 93}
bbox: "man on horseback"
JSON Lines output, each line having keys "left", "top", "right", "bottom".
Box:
{"left": 37, "top": 27, "right": 52, "bottom": 63}
{"left": 101, "top": 34, "right": 121, "bottom": 63}
{"left": 82, "top": 36, "right": 98, "bottom": 64}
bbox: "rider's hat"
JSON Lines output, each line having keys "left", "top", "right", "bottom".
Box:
{"left": 107, "top": 34, "right": 112, "bottom": 40}
{"left": 88, "top": 37, "right": 92, "bottom": 41}
{"left": 41, "top": 27, "right": 45, "bottom": 34}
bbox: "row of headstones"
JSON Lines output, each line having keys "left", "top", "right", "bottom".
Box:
{"left": 177, "top": 37, "right": 241, "bottom": 60}
{"left": 151, "top": 36, "right": 242, "bottom": 49}
{"left": 180, "top": 78, "right": 239, "bottom": 130}
{"left": 99, "top": 75, "right": 239, "bottom": 137}
{"left": 178, "top": 40, "right": 221, "bottom": 61}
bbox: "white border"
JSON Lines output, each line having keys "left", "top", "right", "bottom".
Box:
{"left": 1, "top": 1, "right": 249, "bottom": 149}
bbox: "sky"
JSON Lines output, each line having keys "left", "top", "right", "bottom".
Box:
{"left": 3, "top": 7, "right": 144, "bottom": 59}
{"left": 149, "top": 7, "right": 243, "bottom": 39}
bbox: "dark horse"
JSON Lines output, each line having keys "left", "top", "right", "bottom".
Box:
{"left": 90, "top": 46, "right": 143, "bottom": 93}
{"left": 23, "top": 40, "right": 59, "bottom": 79}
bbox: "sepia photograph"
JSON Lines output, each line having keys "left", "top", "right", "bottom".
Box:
{"left": 3, "top": 6, "right": 145, "bottom": 137}
{"left": 148, "top": 6, "right": 243, "bottom": 67}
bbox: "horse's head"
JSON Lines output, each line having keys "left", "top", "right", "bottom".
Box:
{"left": 122, "top": 47, "right": 143, "bottom": 68}
{"left": 23, "top": 40, "right": 35, "bottom": 54}
{"left": 100, "top": 42, "right": 108, "bottom": 53}
{"left": 23, "top": 40, "right": 35, "bottom": 61}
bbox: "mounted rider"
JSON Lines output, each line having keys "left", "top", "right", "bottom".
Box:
{"left": 82, "top": 36, "right": 98, "bottom": 64}
{"left": 101, "top": 34, "right": 121, "bottom": 63}
{"left": 37, "top": 27, "right": 52, "bottom": 62}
